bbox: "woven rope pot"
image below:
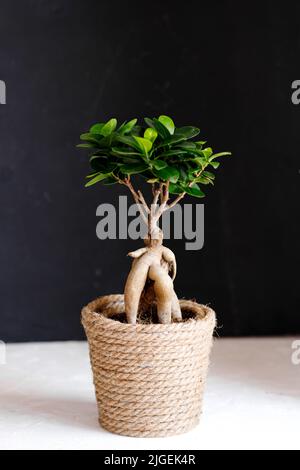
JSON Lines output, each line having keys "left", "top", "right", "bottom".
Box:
{"left": 82, "top": 294, "right": 216, "bottom": 438}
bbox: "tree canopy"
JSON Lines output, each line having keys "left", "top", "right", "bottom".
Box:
{"left": 77, "top": 115, "right": 231, "bottom": 200}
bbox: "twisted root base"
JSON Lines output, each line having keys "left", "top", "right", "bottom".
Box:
{"left": 81, "top": 294, "right": 216, "bottom": 438}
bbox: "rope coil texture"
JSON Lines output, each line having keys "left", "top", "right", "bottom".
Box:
{"left": 82, "top": 294, "right": 216, "bottom": 437}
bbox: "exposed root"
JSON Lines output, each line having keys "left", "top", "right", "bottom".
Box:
{"left": 123, "top": 178, "right": 186, "bottom": 325}
{"left": 124, "top": 230, "right": 182, "bottom": 325}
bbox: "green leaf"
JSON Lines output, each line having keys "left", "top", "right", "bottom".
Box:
{"left": 80, "top": 133, "right": 102, "bottom": 144}
{"left": 203, "top": 170, "right": 215, "bottom": 180}
{"left": 178, "top": 166, "right": 188, "bottom": 181}
{"left": 85, "top": 172, "right": 99, "bottom": 179}
{"left": 159, "top": 149, "right": 188, "bottom": 158}
{"left": 174, "top": 126, "right": 200, "bottom": 139}
{"left": 158, "top": 115, "right": 175, "bottom": 135}
{"left": 155, "top": 166, "right": 180, "bottom": 183}
{"left": 195, "top": 176, "right": 213, "bottom": 185}
{"left": 153, "top": 160, "right": 168, "bottom": 170}
{"left": 77, "top": 143, "right": 94, "bottom": 149}
{"left": 169, "top": 183, "right": 184, "bottom": 195}
{"left": 144, "top": 127, "right": 158, "bottom": 143}
{"left": 95, "top": 135, "right": 114, "bottom": 148}
{"left": 176, "top": 141, "right": 197, "bottom": 150}
{"left": 158, "top": 134, "right": 187, "bottom": 147}
{"left": 118, "top": 119, "right": 137, "bottom": 135}
{"left": 185, "top": 183, "right": 205, "bottom": 198}
{"left": 90, "top": 123, "right": 104, "bottom": 134}
{"left": 100, "top": 118, "right": 117, "bottom": 136}
{"left": 144, "top": 117, "right": 155, "bottom": 128}
{"left": 210, "top": 161, "right": 220, "bottom": 169}
{"left": 193, "top": 157, "right": 208, "bottom": 168}
{"left": 133, "top": 136, "right": 152, "bottom": 154}
{"left": 209, "top": 151, "right": 232, "bottom": 161}
{"left": 111, "top": 147, "right": 142, "bottom": 158}
{"left": 195, "top": 141, "right": 207, "bottom": 148}
{"left": 85, "top": 173, "right": 109, "bottom": 187}
{"left": 187, "top": 166, "right": 197, "bottom": 179}
{"left": 202, "top": 147, "right": 213, "bottom": 159}
{"left": 120, "top": 163, "right": 149, "bottom": 175}
{"left": 153, "top": 118, "right": 171, "bottom": 139}
{"left": 115, "top": 135, "right": 140, "bottom": 151}
{"left": 118, "top": 158, "right": 141, "bottom": 165}
{"left": 102, "top": 175, "right": 118, "bottom": 185}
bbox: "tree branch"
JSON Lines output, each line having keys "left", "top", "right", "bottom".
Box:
{"left": 166, "top": 192, "right": 186, "bottom": 210}
{"left": 152, "top": 183, "right": 163, "bottom": 207}
{"left": 122, "top": 177, "right": 148, "bottom": 224}
{"left": 159, "top": 182, "right": 164, "bottom": 204}
{"left": 120, "top": 178, "right": 185, "bottom": 226}
{"left": 154, "top": 181, "right": 170, "bottom": 221}
{"left": 137, "top": 190, "right": 150, "bottom": 214}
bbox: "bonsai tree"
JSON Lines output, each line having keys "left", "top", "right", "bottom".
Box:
{"left": 78, "top": 115, "right": 231, "bottom": 324}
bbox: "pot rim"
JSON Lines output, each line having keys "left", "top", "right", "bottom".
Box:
{"left": 82, "top": 294, "right": 216, "bottom": 334}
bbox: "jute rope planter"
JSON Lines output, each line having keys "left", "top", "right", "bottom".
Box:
{"left": 82, "top": 294, "right": 216, "bottom": 438}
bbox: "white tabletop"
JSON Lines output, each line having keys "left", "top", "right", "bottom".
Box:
{"left": 0, "top": 337, "right": 299, "bottom": 450}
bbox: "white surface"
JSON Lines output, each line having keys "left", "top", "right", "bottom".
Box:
{"left": 0, "top": 337, "right": 299, "bottom": 450}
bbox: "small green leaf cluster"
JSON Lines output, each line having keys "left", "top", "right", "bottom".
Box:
{"left": 77, "top": 116, "right": 231, "bottom": 197}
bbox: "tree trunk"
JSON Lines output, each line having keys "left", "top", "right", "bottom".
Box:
{"left": 124, "top": 183, "right": 182, "bottom": 324}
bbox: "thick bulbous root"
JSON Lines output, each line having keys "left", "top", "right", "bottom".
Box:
{"left": 171, "top": 293, "right": 182, "bottom": 321}
{"left": 124, "top": 261, "right": 149, "bottom": 325}
{"left": 124, "top": 236, "right": 182, "bottom": 324}
{"left": 121, "top": 179, "right": 187, "bottom": 324}
{"left": 149, "top": 265, "right": 173, "bottom": 324}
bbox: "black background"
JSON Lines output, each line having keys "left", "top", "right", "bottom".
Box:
{"left": 0, "top": 0, "right": 299, "bottom": 342}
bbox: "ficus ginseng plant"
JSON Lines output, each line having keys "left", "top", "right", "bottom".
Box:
{"left": 78, "top": 115, "right": 231, "bottom": 324}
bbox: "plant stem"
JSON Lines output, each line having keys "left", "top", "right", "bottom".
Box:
{"left": 122, "top": 177, "right": 148, "bottom": 224}
{"left": 122, "top": 178, "right": 186, "bottom": 234}
{"left": 167, "top": 192, "right": 186, "bottom": 210}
